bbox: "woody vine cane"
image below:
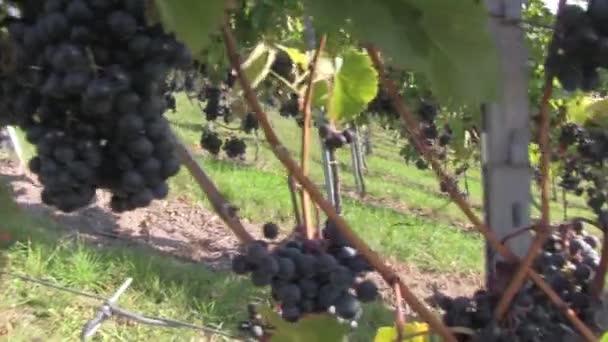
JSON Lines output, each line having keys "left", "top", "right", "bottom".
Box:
{"left": 221, "top": 18, "right": 458, "bottom": 342}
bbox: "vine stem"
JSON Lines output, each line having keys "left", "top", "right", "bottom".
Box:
{"left": 494, "top": 0, "right": 564, "bottom": 319}
{"left": 393, "top": 282, "right": 405, "bottom": 341}
{"left": 365, "top": 46, "right": 597, "bottom": 342}
{"left": 221, "top": 21, "right": 457, "bottom": 342}
{"left": 174, "top": 139, "right": 254, "bottom": 244}
{"left": 301, "top": 35, "right": 327, "bottom": 240}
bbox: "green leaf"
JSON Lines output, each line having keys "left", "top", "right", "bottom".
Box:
{"left": 328, "top": 50, "right": 379, "bottom": 122}
{"left": 154, "top": 0, "right": 225, "bottom": 54}
{"left": 232, "top": 43, "right": 276, "bottom": 94}
{"left": 303, "top": 0, "right": 499, "bottom": 104}
{"left": 412, "top": 0, "right": 500, "bottom": 104}
{"left": 584, "top": 97, "right": 608, "bottom": 128}
{"left": 259, "top": 306, "right": 348, "bottom": 342}
{"left": 310, "top": 80, "right": 330, "bottom": 108}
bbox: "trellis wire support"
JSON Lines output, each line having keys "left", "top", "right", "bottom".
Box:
{"left": 482, "top": 0, "right": 533, "bottom": 289}
{"left": 81, "top": 277, "right": 133, "bottom": 341}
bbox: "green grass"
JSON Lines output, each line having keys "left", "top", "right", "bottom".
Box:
{"left": 0, "top": 181, "right": 394, "bottom": 341}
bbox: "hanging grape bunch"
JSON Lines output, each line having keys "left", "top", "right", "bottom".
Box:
{"left": 432, "top": 220, "right": 602, "bottom": 341}
{"left": 319, "top": 123, "right": 353, "bottom": 150}
{"left": 231, "top": 221, "right": 378, "bottom": 328}
{"left": 5, "top": 0, "right": 191, "bottom": 213}
{"left": 271, "top": 50, "right": 296, "bottom": 83}
{"left": 204, "top": 86, "right": 230, "bottom": 121}
{"left": 545, "top": 2, "right": 608, "bottom": 92}
{"left": 279, "top": 93, "right": 300, "bottom": 119}
{"left": 241, "top": 112, "right": 259, "bottom": 134}
{"left": 223, "top": 136, "right": 247, "bottom": 159}
{"left": 558, "top": 122, "right": 608, "bottom": 216}
{"left": 200, "top": 129, "right": 223, "bottom": 156}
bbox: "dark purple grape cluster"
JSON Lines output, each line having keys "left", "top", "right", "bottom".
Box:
{"left": 367, "top": 88, "right": 398, "bottom": 120}
{"left": 271, "top": 50, "right": 295, "bottom": 83}
{"left": 5, "top": 0, "right": 191, "bottom": 212}
{"left": 279, "top": 93, "right": 299, "bottom": 119}
{"left": 319, "top": 124, "right": 353, "bottom": 150}
{"left": 223, "top": 136, "right": 246, "bottom": 159}
{"left": 241, "top": 112, "right": 258, "bottom": 134}
{"left": 557, "top": 123, "right": 608, "bottom": 216}
{"left": 231, "top": 221, "right": 378, "bottom": 325}
{"left": 432, "top": 220, "right": 603, "bottom": 341}
{"left": 545, "top": 2, "right": 608, "bottom": 92}
{"left": 200, "top": 129, "right": 222, "bottom": 156}
{"left": 203, "top": 86, "right": 230, "bottom": 121}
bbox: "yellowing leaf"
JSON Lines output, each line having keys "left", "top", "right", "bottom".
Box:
{"left": 374, "top": 322, "right": 431, "bottom": 342}
{"left": 232, "top": 43, "right": 276, "bottom": 94}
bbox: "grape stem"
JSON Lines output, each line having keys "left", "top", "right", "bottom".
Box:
{"left": 301, "top": 34, "right": 327, "bottom": 241}
{"left": 287, "top": 175, "right": 303, "bottom": 227}
{"left": 365, "top": 46, "right": 597, "bottom": 341}
{"left": 221, "top": 20, "right": 458, "bottom": 342}
{"left": 499, "top": 224, "right": 537, "bottom": 245}
{"left": 494, "top": 0, "right": 564, "bottom": 320}
{"left": 173, "top": 139, "right": 254, "bottom": 243}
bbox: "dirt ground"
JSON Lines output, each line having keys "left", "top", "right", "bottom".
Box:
{"left": 0, "top": 154, "right": 482, "bottom": 310}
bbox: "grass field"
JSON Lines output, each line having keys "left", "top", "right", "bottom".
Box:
{"left": 0, "top": 93, "right": 596, "bottom": 340}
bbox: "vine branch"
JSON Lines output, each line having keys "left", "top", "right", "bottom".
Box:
{"left": 301, "top": 34, "right": 327, "bottom": 240}
{"left": 221, "top": 20, "right": 458, "bottom": 342}
{"left": 365, "top": 46, "right": 597, "bottom": 342}
{"left": 174, "top": 138, "right": 254, "bottom": 244}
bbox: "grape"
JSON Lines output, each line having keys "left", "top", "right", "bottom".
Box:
{"left": 334, "top": 294, "right": 360, "bottom": 320}
{"left": 278, "top": 284, "right": 302, "bottom": 305}
{"left": 281, "top": 305, "right": 300, "bottom": 323}
{"left": 330, "top": 266, "right": 354, "bottom": 288}
{"left": 262, "top": 222, "right": 279, "bottom": 240}
{"left": 246, "top": 242, "right": 268, "bottom": 264}
{"left": 276, "top": 257, "right": 296, "bottom": 281}
{"left": 415, "top": 159, "right": 427, "bottom": 170}
{"left": 316, "top": 253, "right": 339, "bottom": 274}
{"left": 317, "top": 284, "right": 342, "bottom": 309}
{"left": 355, "top": 280, "right": 378, "bottom": 302}
{"left": 298, "top": 278, "right": 319, "bottom": 299}
{"left": 294, "top": 254, "right": 317, "bottom": 278}
{"left": 251, "top": 269, "right": 273, "bottom": 287}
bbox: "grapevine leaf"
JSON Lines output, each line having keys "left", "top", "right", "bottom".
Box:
{"left": 328, "top": 50, "right": 379, "bottom": 122}
{"left": 412, "top": 0, "right": 499, "bottom": 104}
{"left": 153, "top": 0, "right": 225, "bottom": 54}
{"left": 309, "top": 80, "right": 330, "bottom": 109}
{"left": 232, "top": 43, "right": 276, "bottom": 94}
{"left": 303, "top": 0, "right": 499, "bottom": 104}
{"left": 304, "top": 0, "right": 429, "bottom": 71}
